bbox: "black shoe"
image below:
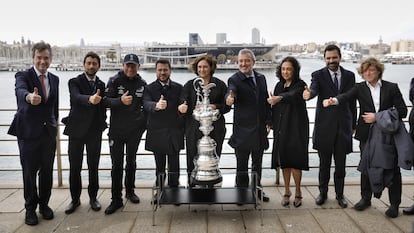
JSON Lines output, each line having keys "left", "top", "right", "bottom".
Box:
{"left": 39, "top": 205, "right": 54, "bottom": 220}
{"left": 126, "top": 192, "right": 140, "bottom": 204}
{"left": 385, "top": 205, "right": 399, "bottom": 218}
{"left": 403, "top": 204, "right": 414, "bottom": 215}
{"left": 281, "top": 194, "right": 291, "bottom": 207}
{"left": 293, "top": 196, "right": 303, "bottom": 208}
{"left": 25, "top": 210, "right": 38, "bottom": 226}
{"left": 90, "top": 199, "right": 101, "bottom": 211}
{"left": 315, "top": 194, "right": 327, "bottom": 205}
{"left": 104, "top": 201, "right": 124, "bottom": 215}
{"left": 258, "top": 191, "right": 270, "bottom": 202}
{"left": 65, "top": 200, "right": 80, "bottom": 214}
{"left": 336, "top": 195, "right": 348, "bottom": 208}
{"left": 354, "top": 199, "right": 371, "bottom": 211}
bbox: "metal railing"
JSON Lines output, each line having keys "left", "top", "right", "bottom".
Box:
{"left": 1, "top": 106, "right": 409, "bottom": 187}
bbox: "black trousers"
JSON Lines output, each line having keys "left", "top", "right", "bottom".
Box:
{"left": 359, "top": 142, "right": 402, "bottom": 206}
{"left": 68, "top": 129, "right": 102, "bottom": 202}
{"left": 109, "top": 129, "right": 144, "bottom": 202}
{"left": 154, "top": 151, "right": 179, "bottom": 187}
{"left": 235, "top": 147, "right": 264, "bottom": 187}
{"left": 317, "top": 128, "right": 347, "bottom": 196}
{"left": 18, "top": 129, "right": 56, "bottom": 211}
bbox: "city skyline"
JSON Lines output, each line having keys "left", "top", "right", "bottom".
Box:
{"left": 1, "top": 0, "right": 413, "bottom": 46}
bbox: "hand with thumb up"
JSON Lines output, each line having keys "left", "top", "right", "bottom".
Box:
{"left": 89, "top": 89, "right": 102, "bottom": 105}
{"left": 178, "top": 100, "right": 188, "bottom": 114}
{"left": 226, "top": 90, "right": 235, "bottom": 106}
{"left": 27, "top": 87, "right": 42, "bottom": 105}
{"left": 267, "top": 91, "right": 282, "bottom": 106}
{"left": 303, "top": 85, "right": 311, "bottom": 100}
{"left": 155, "top": 95, "right": 167, "bottom": 110}
{"left": 121, "top": 90, "right": 132, "bottom": 105}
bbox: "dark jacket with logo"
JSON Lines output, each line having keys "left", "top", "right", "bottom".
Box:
{"left": 105, "top": 71, "right": 147, "bottom": 138}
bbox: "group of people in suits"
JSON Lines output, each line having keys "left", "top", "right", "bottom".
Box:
{"left": 306, "top": 45, "right": 414, "bottom": 218}
{"left": 8, "top": 42, "right": 273, "bottom": 226}
{"left": 8, "top": 41, "right": 414, "bottom": 226}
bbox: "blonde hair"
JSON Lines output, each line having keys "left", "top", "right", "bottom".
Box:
{"left": 357, "top": 57, "right": 384, "bottom": 80}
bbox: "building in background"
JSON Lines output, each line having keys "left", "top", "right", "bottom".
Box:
{"left": 391, "top": 40, "right": 414, "bottom": 53}
{"left": 189, "top": 33, "right": 204, "bottom": 46}
{"left": 216, "top": 33, "right": 227, "bottom": 45}
{"left": 252, "top": 28, "right": 260, "bottom": 44}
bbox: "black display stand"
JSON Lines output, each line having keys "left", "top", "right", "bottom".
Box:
{"left": 151, "top": 172, "right": 263, "bottom": 226}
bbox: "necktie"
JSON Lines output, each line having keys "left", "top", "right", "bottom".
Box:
{"left": 39, "top": 74, "right": 48, "bottom": 101}
{"left": 89, "top": 80, "right": 95, "bottom": 90}
{"left": 333, "top": 73, "right": 339, "bottom": 91}
{"left": 249, "top": 77, "right": 256, "bottom": 88}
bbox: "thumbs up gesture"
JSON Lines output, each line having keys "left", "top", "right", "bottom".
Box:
{"left": 267, "top": 91, "right": 282, "bottom": 106}
{"left": 303, "top": 86, "right": 311, "bottom": 100}
{"left": 178, "top": 100, "right": 188, "bottom": 114}
{"left": 322, "top": 97, "right": 335, "bottom": 108}
{"left": 121, "top": 90, "right": 132, "bottom": 105}
{"left": 27, "top": 87, "right": 42, "bottom": 105}
{"left": 155, "top": 95, "right": 167, "bottom": 110}
{"left": 226, "top": 90, "right": 235, "bottom": 106}
{"left": 89, "top": 89, "right": 102, "bottom": 105}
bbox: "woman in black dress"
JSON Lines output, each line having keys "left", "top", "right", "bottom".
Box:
{"left": 268, "top": 56, "right": 309, "bottom": 207}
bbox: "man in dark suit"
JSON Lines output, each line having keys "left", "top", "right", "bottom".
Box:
{"left": 62, "top": 52, "right": 107, "bottom": 214}
{"left": 303, "top": 44, "right": 356, "bottom": 208}
{"left": 8, "top": 41, "right": 59, "bottom": 225}
{"left": 143, "top": 59, "right": 184, "bottom": 188}
{"left": 323, "top": 57, "right": 407, "bottom": 218}
{"left": 225, "top": 49, "right": 272, "bottom": 202}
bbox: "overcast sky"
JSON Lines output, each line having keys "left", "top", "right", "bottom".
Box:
{"left": 1, "top": 0, "right": 413, "bottom": 47}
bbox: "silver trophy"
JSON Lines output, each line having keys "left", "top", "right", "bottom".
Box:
{"left": 190, "top": 77, "right": 222, "bottom": 186}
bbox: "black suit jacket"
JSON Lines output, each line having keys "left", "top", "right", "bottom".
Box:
{"left": 62, "top": 73, "right": 107, "bottom": 138}
{"left": 8, "top": 67, "right": 59, "bottom": 139}
{"left": 227, "top": 70, "right": 271, "bottom": 150}
{"left": 309, "top": 66, "right": 356, "bottom": 153}
{"left": 143, "top": 80, "right": 184, "bottom": 153}
{"left": 408, "top": 77, "right": 414, "bottom": 140}
{"left": 337, "top": 80, "right": 407, "bottom": 142}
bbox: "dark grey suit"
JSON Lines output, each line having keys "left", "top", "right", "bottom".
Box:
{"left": 143, "top": 80, "right": 184, "bottom": 187}
{"left": 308, "top": 66, "right": 356, "bottom": 196}
{"left": 8, "top": 67, "right": 59, "bottom": 212}
{"left": 227, "top": 70, "right": 271, "bottom": 186}
{"left": 62, "top": 73, "right": 107, "bottom": 202}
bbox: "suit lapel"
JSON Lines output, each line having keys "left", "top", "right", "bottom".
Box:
{"left": 379, "top": 81, "right": 386, "bottom": 110}
{"left": 323, "top": 68, "right": 337, "bottom": 93}
{"left": 338, "top": 67, "right": 346, "bottom": 93}
{"left": 361, "top": 83, "right": 376, "bottom": 111}
{"left": 29, "top": 68, "right": 42, "bottom": 93}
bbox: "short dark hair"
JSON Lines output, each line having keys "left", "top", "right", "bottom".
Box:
{"left": 238, "top": 48, "right": 256, "bottom": 61}
{"left": 31, "top": 41, "right": 52, "bottom": 58}
{"left": 155, "top": 59, "right": 171, "bottom": 69}
{"left": 189, "top": 55, "right": 217, "bottom": 76}
{"left": 83, "top": 51, "right": 101, "bottom": 67}
{"left": 276, "top": 56, "right": 301, "bottom": 83}
{"left": 324, "top": 44, "right": 341, "bottom": 58}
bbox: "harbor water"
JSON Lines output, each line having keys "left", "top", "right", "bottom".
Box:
{"left": 1, "top": 58, "right": 414, "bottom": 184}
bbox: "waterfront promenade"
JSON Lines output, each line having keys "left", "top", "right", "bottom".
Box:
{"left": 1, "top": 177, "right": 414, "bottom": 233}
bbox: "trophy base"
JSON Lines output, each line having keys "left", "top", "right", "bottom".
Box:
{"left": 189, "top": 176, "right": 222, "bottom": 188}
